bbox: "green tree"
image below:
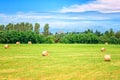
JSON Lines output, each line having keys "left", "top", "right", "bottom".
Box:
{"left": 99, "top": 35, "right": 109, "bottom": 43}
{"left": 54, "top": 32, "right": 65, "bottom": 43}
{"left": 14, "top": 23, "right": 20, "bottom": 31}
{"left": 0, "top": 31, "right": 5, "bottom": 43}
{"left": 115, "top": 31, "right": 120, "bottom": 38}
{"left": 104, "top": 28, "right": 114, "bottom": 38}
{"left": 109, "top": 36, "right": 118, "bottom": 44}
{"left": 44, "top": 36, "right": 54, "bottom": 43}
{"left": 5, "top": 23, "right": 14, "bottom": 31}
{"left": 20, "top": 22, "right": 25, "bottom": 31}
{"left": 109, "top": 28, "right": 114, "bottom": 36}
{"left": 25, "top": 22, "right": 33, "bottom": 31}
{"left": 59, "top": 34, "right": 70, "bottom": 44}
{"left": 84, "top": 29, "right": 93, "bottom": 33}
{"left": 35, "top": 34, "right": 45, "bottom": 43}
{"left": 43, "top": 23, "right": 50, "bottom": 36}
{"left": 95, "top": 30, "right": 101, "bottom": 36}
{"left": 34, "top": 23, "right": 40, "bottom": 34}
{"left": 0, "top": 25, "right": 5, "bottom": 31}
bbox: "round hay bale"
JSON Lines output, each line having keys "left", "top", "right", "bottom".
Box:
{"left": 105, "top": 42, "right": 108, "bottom": 45}
{"left": 104, "top": 54, "right": 111, "bottom": 61}
{"left": 101, "top": 47, "right": 106, "bottom": 52}
{"left": 42, "top": 51, "right": 48, "bottom": 56}
{"left": 16, "top": 41, "right": 20, "bottom": 45}
{"left": 4, "top": 44, "right": 9, "bottom": 49}
{"left": 28, "top": 41, "right": 32, "bottom": 44}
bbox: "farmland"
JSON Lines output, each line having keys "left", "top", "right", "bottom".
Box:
{"left": 0, "top": 44, "right": 120, "bottom": 80}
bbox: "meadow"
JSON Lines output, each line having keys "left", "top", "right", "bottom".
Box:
{"left": 0, "top": 44, "right": 120, "bottom": 80}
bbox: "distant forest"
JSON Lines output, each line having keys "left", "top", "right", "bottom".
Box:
{"left": 0, "top": 22, "right": 120, "bottom": 44}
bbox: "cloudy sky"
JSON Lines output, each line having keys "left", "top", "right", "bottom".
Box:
{"left": 0, "top": 0, "right": 120, "bottom": 33}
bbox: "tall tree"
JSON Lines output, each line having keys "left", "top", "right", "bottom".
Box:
{"left": 29, "top": 23, "right": 33, "bottom": 31}
{"left": 5, "top": 23, "right": 14, "bottom": 31}
{"left": 20, "top": 22, "right": 25, "bottom": 31}
{"left": 34, "top": 23, "right": 40, "bottom": 34}
{"left": 0, "top": 25, "right": 5, "bottom": 31}
{"left": 43, "top": 23, "right": 50, "bottom": 36}
{"left": 104, "top": 28, "right": 114, "bottom": 38}
{"left": 115, "top": 31, "right": 120, "bottom": 38}
{"left": 109, "top": 28, "right": 114, "bottom": 36}
{"left": 84, "top": 29, "right": 93, "bottom": 33}
{"left": 95, "top": 30, "right": 101, "bottom": 36}
{"left": 14, "top": 23, "right": 20, "bottom": 31}
{"left": 25, "top": 22, "right": 33, "bottom": 31}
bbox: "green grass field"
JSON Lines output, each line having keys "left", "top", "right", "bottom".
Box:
{"left": 0, "top": 44, "right": 120, "bottom": 80}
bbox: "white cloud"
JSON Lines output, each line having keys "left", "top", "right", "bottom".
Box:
{"left": 0, "top": 12, "right": 120, "bottom": 32}
{"left": 0, "top": 9, "right": 120, "bottom": 24}
{"left": 0, "top": 13, "right": 53, "bottom": 24}
{"left": 17, "top": 12, "right": 53, "bottom": 19}
{"left": 60, "top": 0, "right": 120, "bottom": 13}
{"left": 0, "top": 10, "right": 120, "bottom": 33}
{"left": 0, "top": 13, "right": 52, "bottom": 20}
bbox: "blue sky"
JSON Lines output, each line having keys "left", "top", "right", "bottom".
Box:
{"left": 0, "top": 0, "right": 120, "bottom": 33}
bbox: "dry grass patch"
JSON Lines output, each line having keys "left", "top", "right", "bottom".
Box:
{"left": 0, "top": 69, "right": 17, "bottom": 74}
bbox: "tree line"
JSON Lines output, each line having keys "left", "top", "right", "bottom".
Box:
{"left": 0, "top": 22, "right": 120, "bottom": 44}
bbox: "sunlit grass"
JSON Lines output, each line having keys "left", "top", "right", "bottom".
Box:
{"left": 0, "top": 44, "right": 120, "bottom": 80}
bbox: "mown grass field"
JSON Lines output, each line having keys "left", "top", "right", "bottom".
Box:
{"left": 0, "top": 44, "right": 120, "bottom": 80}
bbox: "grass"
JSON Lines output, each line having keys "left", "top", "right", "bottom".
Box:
{"left": 0, "top": 44, "right": 120, "bottom": 80}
